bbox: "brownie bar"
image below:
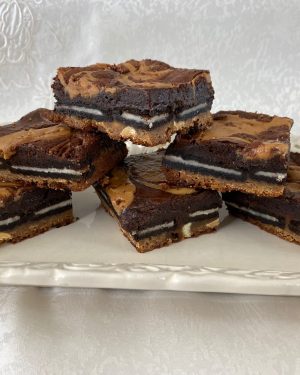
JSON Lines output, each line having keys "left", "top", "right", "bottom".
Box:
{"left": 163, "top": 111, "right": 293, "bottom": 197}
{"left": 223, "top": 153, "right": 300, "bottom": 245}
{"left": 52, "top": 59, "right": 214, "bottom": 146}
{"left": 94, "top": 151, "right": 222, "bottom": 252}
{"left": 0, "top": 108, "right": 127, "bottom": 191}
{"left": 0, "top": 182, "right": 73, "bottom": 244}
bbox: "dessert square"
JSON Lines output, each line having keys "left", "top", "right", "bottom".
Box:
{"left": 163, "top": 111, "right": 293, "bottom": 197}
{"left": 223, "top": 152, "right": 300, "bottom": 245}
{"left": 94, "top": 151, "right": 222, "bottom": 252}
{"left": 52, "top": 59, "right": 214, "bottom": 146}
{"left": 0, "top": 182, "right": 73, "bottom": 244}
{"left": 0, "top": 108, "right": 127, "bottom": 191}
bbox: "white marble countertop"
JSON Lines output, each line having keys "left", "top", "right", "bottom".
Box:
{"left": 1, "top": 287, "right": 300, "bottom": 375}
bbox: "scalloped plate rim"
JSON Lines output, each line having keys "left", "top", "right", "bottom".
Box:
{"left": 0, "top": 261, "right": 300, "bottom": 295}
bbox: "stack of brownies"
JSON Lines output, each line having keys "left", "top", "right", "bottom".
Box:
{"left": 0, "top": 59, "right": 298, "bottom": 252}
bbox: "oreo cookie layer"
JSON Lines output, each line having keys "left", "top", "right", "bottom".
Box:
{"left": 52, "top": 60, "right": 214, "bottom": 146}
{"left": 0, "top": 183, "right": 73, "bottom": 243}
{"left": 52, "top": 59, "right": 214, "bottom": 116}
{"left": 163, "top": 153, "right": 287, "bottom": 184}
{"left": 223, "top": 153, "right": 300, "bottom": 244}
{"left": 54, "top": 101, "right": 210, "bottom": 131}
{"left": 164, "top": 110, "right": 293, "bottom": 196}
{"left": 0, "top": 108, "right": 127, "bottom": 190}
{"left": 94, "top": 151, "right": 222, "bottom": 252}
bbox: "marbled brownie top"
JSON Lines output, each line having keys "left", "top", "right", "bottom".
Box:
{"left": 0, "top": 109, "right": 126, "bottom": 169}
{"left": 97, "top": 151, "right": 221, "bottom": 232}
{"left": 53, "top": 59, "right": 214, "bottom": 115}
{"left": 0, "top": 182, "right": 28, "bottom": 208}
{"left": 173, "top": 111, "right": 293, "bottom": 161}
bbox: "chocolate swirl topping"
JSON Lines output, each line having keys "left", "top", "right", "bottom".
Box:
{"left": 53, "top": 59, "right": 214, "bottom": 116}
{"left": 170, "top": 110, "right": 293, "bottom": 162}
{"left": 0, "top": 109, "right": 125, "bottom": 172}
{"left": 99, "top": 151, "right": 222, "bottom": 229}
{"left": 0, "top": 182, "right": 29, "bottom": 208}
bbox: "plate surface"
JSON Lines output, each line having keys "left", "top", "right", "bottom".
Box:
{"left": 0, "top": 188, "right": 299, "bottom": 295}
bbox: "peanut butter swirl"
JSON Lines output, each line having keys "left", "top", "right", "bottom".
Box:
{"left": 0, "top": 108, "right": 116, "bottom": 164}
{"left": 102, "top": 168, "right": 136, "bottom": 216}
{"left": 0, "top": 109, "right": 71, "bottom": 160}
{"left": 103, "top": 151, "right": 197, "bottom": 214}
{"left": 0, "top": 182, "right": 28, "bottom": 208}
{"left": 197, "top": 111, "right": 293, "bottom": 161}
{"left": 125, "top": 152, "right": 196, "bottom": 195}
{"left": 0, "top": 125, "right": 71, "bottom": 160}
{"left": 56, "top": 59, "right": 212, "bottom": 99}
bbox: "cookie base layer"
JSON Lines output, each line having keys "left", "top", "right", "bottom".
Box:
{"left": 164, "top": 168, "right": 284, "bottom": 197}
{"left": 0, "top": 209, "right": 74, "bottom": 244}
{"left": 100, "top": 200, "right": 219, "bottom": 252}
{"left": 0, "top": 147, "right": 127, "bottom": 191}
{"left": 227, "top": 210, "right": 300, "bottom": 245}
{"left": 52, "top": 111, "right": 213, "bottom": 147}
{"left": 123, "top": 218, "right": 219, "bottom": 252}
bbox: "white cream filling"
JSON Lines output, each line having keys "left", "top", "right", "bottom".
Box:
{"left": 164, "top": 154, "right": 242, "bottom": 176}
{"left": 57, "top": 102, "right": 208, "bottom": 129}
{"left": 56, "top": 105, "right": 104, "bottom": 117}
{"left": 0, "top": 215, "right": 20, "bottom": 227}
{"left": 132, "top": 221, "right": 174, "bottom": 237}
{"left": 11, "top": 165, "right": 83, "bottom": 176}
{"left": 177, "top": 102, "right": 208, "bottom": 117}
{"left": 189, "top": 207, "right": 219, "bottom": 218}
{"left": 254, "top": 171, "right": 287, "bottom": 182}
{"left": 0, "top": 200, "right": 72, "bottom": 229}
{"left": 34, "top": 199, "right": 72, "bottom": 217}
{"left": 121, "top": 112, "right": 169, "bottom": 129}
{"left": 226, "top": 202, "right": 279, "bottom": 222}
{"left": 182, "top": 222, "right": 192, "bottom": 238}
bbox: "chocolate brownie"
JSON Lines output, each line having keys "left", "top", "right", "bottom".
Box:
{"left": 223, "top": 153, "right": 300, "bottom": 245}
{"left": 0, "top": 108, "right": 127, "bottom": 191}
{"left": 94, "top": 151, "right": 222, "bottom": 252}
{"left": 0, "top": 182, "right": 73, "bottom": 244}
{"left": 52, "top": 59, "right": 214, "bottom": 146}
{"left": 163, "top": 111, "right": 293, "bottom": 197}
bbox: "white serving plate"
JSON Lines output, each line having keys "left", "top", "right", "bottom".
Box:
{"left": 0, "top": 187, "right": 300, "bottom": 295}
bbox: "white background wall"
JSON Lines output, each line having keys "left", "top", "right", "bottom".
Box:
{"left": 1, "top": 3, "right": 300, "bottom": 374}
{"left": 0, "top": 0, "right": 299, "bottom": 133}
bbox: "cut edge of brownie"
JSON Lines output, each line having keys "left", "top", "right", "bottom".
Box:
{"left": 0, "top": 108, "right": 128, "bottom": 190}
{"left": 0, "top": 209, "right": 74, "bottom": 244}
{"left": 121, "top": 216, "right": 220, "bottom": 253}
{"left": 52, "top": 59, "right": 214, "bottom": 116}
{"left": 164, "top": 167, "right": 285, "bottom": 197}
{"left": 224, "top": 206, "right": 300, "bottom": 246}
{"left": 163, "top": 110, "right": 293, "bottom": 191}
{"left": 0, "top": 186, "right": 74, "bottom": 244}
{"left": 0, "top": 144, "right": 127, "bottom": 191}
{"left": 97, "top": 187, "right": 220, "bottom": 252}
{"left": 51, "top": 111, "right": 213, "bottom": 147}
{"left": 93, "top": 150, "right": 222, "bottom": 252}
{"left": 222, "top": 152, "right": 300, "bottom": 244}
